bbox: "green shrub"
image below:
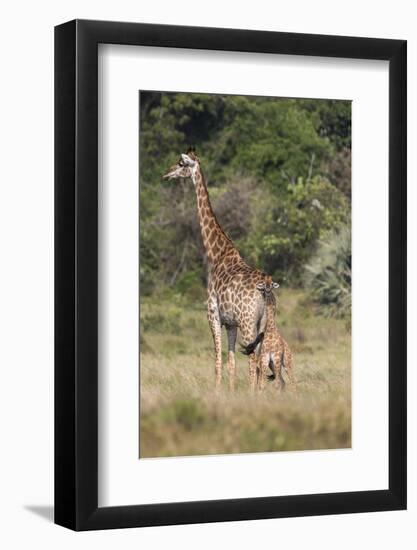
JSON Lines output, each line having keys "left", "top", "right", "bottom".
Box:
{"left": 304, "top": 224, "right": 351, "bottom": 319}
{"left": 243, "top": 176, "right": 349, "bottom": 284}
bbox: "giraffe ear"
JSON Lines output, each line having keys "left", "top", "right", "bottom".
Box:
{"left": 181, "top": 153, "right": 195, "bottom": 166}
{"left": 272, "top": 282, "right": 280, "bottom": 288}
{"left": 256, "top": 282, "right": 266, "bottom": 291}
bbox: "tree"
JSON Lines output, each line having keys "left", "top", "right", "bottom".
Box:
{"left": 139, "top": 91, "right": 351, "bottom": 292}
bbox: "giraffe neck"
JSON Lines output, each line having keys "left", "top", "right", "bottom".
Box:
{"left": 191, "top": 163, "right": 238, "bottom": 264}
{"left": 265, "top": 298, "right": 276, "bottom": 331}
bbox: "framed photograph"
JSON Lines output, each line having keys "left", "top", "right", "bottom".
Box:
{"left": 55, "top": 19, "right": 406, "bottom": 531}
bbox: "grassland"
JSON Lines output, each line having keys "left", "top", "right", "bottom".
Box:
{"left": 140, "top": 287, "right": 351, "bottom": 458}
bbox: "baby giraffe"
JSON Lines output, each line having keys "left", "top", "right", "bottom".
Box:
{"left": 242, "top": 276, "right": 296, "bottom": 392}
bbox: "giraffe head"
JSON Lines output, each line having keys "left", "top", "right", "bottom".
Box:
{"left": 163, "top": 148, "right": 199, "bottom": 181}
{"left": 256, "top": 275, "right": 279, "bottom": 302}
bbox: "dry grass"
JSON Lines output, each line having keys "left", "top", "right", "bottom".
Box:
{"left": 140, "top": 288, "right": 351, "bottom": 458}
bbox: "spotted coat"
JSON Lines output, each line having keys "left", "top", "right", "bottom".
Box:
{"left": 256, "top": 276, "right": 296, "bottom": 391}
{"left": 164, "top": 150, "right": 269, "bottom": 391}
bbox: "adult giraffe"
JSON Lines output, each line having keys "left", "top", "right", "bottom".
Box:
{"left": 163, "top": 149, "right": 272, "bottom": 391}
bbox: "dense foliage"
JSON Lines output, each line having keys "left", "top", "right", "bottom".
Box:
{"left": 140, "top": 92, "right": 351, "bottom": 307}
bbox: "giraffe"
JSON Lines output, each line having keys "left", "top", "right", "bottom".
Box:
{"left": 163, "top": 149, "right": 269, "bottom": 391}
{"left": 242, "top": 275, "right": 296, "bottom": 392}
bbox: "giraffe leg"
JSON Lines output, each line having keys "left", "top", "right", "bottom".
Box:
{"left": 258, "top": 354, "right": 269, "bottom": 392}
{"left": 272, "top": 353, "right": 284, "bottom": 392}
{"left": 226, "top": 325, "right": 237, "bottom": 392}
{"left": 207, "top": 301, "right": 222, "bottom": 389}
{"left": 249, "top": 354, "right": 258, "bottom": 393}
{"left": 240, "top": 323, "right": 260, "bottom": 392}
{"left": 283, "top": 348, "right": 297, "bottom": 391}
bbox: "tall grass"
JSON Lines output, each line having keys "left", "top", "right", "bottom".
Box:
{"left": 140, "top": 288, "right": 351, "bottom": 458}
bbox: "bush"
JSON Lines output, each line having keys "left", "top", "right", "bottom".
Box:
{"left": 304, "top": 224, "right": 351, "bottom": 319}
{"left": 242, "top": 176, "right": 349, "bottom": 284}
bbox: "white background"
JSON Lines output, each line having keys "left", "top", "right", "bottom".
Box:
{"left": 99, "top": 46, "right": 389, "bottom": 506}
{"left": 0, "top": 1, "right": 415, "bottom": 549}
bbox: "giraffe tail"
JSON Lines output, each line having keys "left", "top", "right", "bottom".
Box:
{"left": 240, "top": 332, "right": 264, "bottom": 356}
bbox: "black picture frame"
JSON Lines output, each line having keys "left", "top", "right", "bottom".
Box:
{"left": 55, "top": 19, "right": 407, "bottom": 531}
